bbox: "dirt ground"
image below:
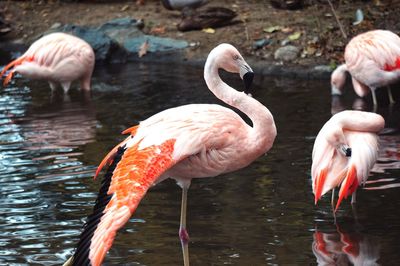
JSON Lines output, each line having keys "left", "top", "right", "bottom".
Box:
{"left": 1, "top": 0, "right": 400, "bottom": 69}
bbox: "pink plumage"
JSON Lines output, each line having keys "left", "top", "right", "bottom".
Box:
{"left": 1, "top": 32, "right": 95, "bottom": 92}
{"left": 331, "top": 30, "right": 400, "bottom": 105}
{"left": 65, "top": 43, "right": 276, "bottom": 266}
{"left": 311, "top": 110, "right": 384, "bottom": 211}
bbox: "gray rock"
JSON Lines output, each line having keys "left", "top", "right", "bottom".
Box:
{"left": 274, "top": 45, "right": 300, "bottom": 61}
{"left": 97, "top": 17, "right": 144, "bottom": 44}
{"left": 124, "top": 35, "right": 188, "bottom": 54}
{"left": 44, "top": 17, "right": 188, "bottom": 63}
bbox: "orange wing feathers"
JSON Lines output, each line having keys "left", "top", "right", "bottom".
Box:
{"left": 94, "top": 125, "right": 139, "bottom": 179}
{"left": 72, "top": 138, "right": 176, "bottom": 266}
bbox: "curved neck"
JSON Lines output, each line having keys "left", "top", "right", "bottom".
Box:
{"left": 204, "top": 58, "right": 276, "bottom": 153}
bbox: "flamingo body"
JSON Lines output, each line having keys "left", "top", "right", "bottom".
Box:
{"left": 331, "top": 30, "right": 400, "bottom": 104}
{"left": 1, "top": 32, "right": 95, "bottom": 92}
{"left": 311, "top": 110, "right": 384, "bottom": 211}
{"left": 68, "top": 43, "right": 276, "bottom": 266}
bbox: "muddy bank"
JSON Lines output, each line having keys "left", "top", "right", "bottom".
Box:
{"left": 0, "top": 0, "right": 399, "bottom": 79}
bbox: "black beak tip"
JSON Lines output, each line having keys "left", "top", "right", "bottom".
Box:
{"left": 243, "top": 71, "right": 254, "bottom": 93}
{"left": 345, "top": 148, "right": 352, "bottom": 157}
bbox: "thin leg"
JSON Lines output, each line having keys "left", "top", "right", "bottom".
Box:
{"left": 351, "top": 190, "right": 357, "bottom": 204}
{"left": 179, "top": 183, "right": 190, "bottom": 266}
{"left": 61, "top": 82, "right": 71, "bottom": 93}
{"left": 179, "top": 185, "right": 189, "bottom": 242}
{"left": 351, "top": 192, "right": 359, "bottom": 223}
{"left": 371, "top": 89, "right": 378, "bottom": 107}
{"left": 48, "top": 81, "right": 57, "bottom": 91}
{"left": 331, "top": 189, "right": 337, "bottom": 224}
{"left": 181, "top": 236, "right": 190, "bottom": 266}
{"left": 387, "top": 86, "right": 395, "bottom": 104}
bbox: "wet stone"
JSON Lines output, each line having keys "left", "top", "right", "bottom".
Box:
{"left": 274, "top": 45, "right": 300, "bottom": 62}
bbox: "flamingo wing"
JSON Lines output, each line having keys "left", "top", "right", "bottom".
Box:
{"left": 72, "top": 131, "right": 177, "bottom": 266}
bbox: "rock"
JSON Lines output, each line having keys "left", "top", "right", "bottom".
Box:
{"left": 253, "top": 38, "right": 271, "bottom": 50}
{"left": 124, "top": 36, "right": 188, "bottom": 54}
{"left": 42, "top": 17, "right": 188, "bottom": 63}
{"left": 97, "top": 17, "right": 144, "bottom": 43}
{"left": 274, "top": 45, "right": 300, "bottom": 61}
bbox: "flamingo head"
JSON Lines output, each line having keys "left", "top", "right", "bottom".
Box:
{"left": 330, "top": 64, "right": 347, "bottom": 95}
{"left": 211, "top": 43, "right": 254, "bottom": 93}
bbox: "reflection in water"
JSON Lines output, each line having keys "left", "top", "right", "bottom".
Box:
{"left": 0, "top": 85, "right": 98, "bottom": 265}
{"left": 313, "top": 222, "right": 380, "bottom": 266}
{"left": 1, "top": 64, "right": 400, "bottom": 265}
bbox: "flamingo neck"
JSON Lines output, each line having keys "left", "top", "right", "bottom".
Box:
{"left": 204, "top": 59, "right": 276, "bottom": 154}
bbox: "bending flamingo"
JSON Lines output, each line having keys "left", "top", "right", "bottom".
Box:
{"left": 311, "top": 110, "right": 384, "bottom": 211}
{"left": 330, "top": 30, "right": 400, "bottom": 106}
{"left": 1, "top": 32, "right": 95, "bottom": 92}
{"left": 66, "top": 43, "right": 277, "bottom": 265}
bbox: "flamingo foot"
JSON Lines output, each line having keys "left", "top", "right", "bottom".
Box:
{"left": 179, "top": 227, "right": 190, "bottom": 243}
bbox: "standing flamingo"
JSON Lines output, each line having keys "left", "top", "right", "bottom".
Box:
{"left": 0, "top": 32, "right": 95, "bottom": 92}
{"left": 330, "top": 30, "right": 400, "bottom": 106}
{"left": 65, "top": 43, "right": 276, "bottom": 266}
{"left": 311, "top": 110, "right": 384, "bottom": 211}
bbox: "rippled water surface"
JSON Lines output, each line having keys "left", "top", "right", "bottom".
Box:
{"left": 1, "top": 61, "right": 400, "bottom": 265}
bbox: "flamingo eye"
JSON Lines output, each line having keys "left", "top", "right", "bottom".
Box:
{"left": 233, "top": 54, "right": 239, "bottom": 60}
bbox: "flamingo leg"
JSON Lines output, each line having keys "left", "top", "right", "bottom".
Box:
{"left": 48, "top": 81, "right": 57, "bottom": 91}
{"left": 331, "top": 188, "right": 337, "bottom": 223}
{"left": 387, "top": 86, "right": 395, "bottom": 104}
{"left": 371, "top": 88, "right": 378, "bottom": 107}
{"left": 179, "top": 183, "right": 190, "bottom": 266}
{"left": 351, "top": 190, "right": 357, "bottom": 204}
{"left": 179, "top": 184, "right": 190, "bottom": 242}
{"left": 61, "top": 82, "right": 71, "bottom": 93}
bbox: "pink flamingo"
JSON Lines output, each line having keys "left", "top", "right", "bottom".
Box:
{"left": 330, "top": 30, "right": 400, "bottom": 106}
{"left": 65, "top": 43, "right": 277, "bottom": 266}
{"left": 0, "top": 32, "right": 95, "bottom": 92}
{"left": 311, "top": 110, "right": 384, "bottom": 211}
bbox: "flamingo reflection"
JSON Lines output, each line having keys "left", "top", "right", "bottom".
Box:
{"left": 312, "top": 224, "right": 380, "bottom": 266}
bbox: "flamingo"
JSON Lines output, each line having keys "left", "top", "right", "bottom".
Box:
{"left": 330, "top": 30, "right": 400, "bottom": 106}
{"left": 311, "top": 110, "right": 384, "bottom": 211}
{"left": 65, "top": 43, "right": 277, "bottom": 266}
{"left": 0, "top": 32, "right": 95, "bottom": 93}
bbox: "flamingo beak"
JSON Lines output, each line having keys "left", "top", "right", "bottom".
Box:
{"left": 243, "top": 71, "right": 254, "bottom": 94}
{"left": 240, "top": 64, "right": 254, "bottom": 94}
{"left": 339, "top": 145, "right": 352, "bottom": 157}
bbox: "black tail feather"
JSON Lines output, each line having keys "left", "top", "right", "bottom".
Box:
{"left": 71, "top": 145, "right": 127, "bottom": 266}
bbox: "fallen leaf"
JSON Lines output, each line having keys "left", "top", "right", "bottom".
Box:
{"left": 202, "top": 28, "right": 215, "bottom": 34}
{"left": 288, "top": 31, "right": 301, "bottom": 41}
{"left": 281, "top": 27, "right": 293, "bottom": 33}
{"left": 305, "top": 45, "right": 316, "bottom": 55}
{"left": 263, "top": 25, "right": 282, "bottom": 33}
{"left": 138, "top": 40, "right": 149, "bottom": 58}
{"left": 121, "top": 5, "right": 129, "bottom": 12}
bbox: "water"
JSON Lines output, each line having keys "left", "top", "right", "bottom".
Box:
{"left": 0, "top": 61, "right": 400, "bottom": 265}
